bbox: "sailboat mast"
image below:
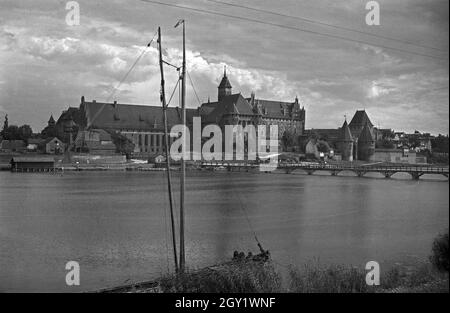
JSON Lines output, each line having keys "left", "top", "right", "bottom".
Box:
{"left": 179, "top": 20, "right": 186, "bottom": 273}
{"left": 157, "top": 26, "right": 178, "bottom": 273}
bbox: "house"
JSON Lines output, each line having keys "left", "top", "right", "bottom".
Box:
{"left": 44, "top": 137, "right": 65, "bottom": 154}
{"left": 27, "top": 138, "right": 45, "bottom": 152}
{"left": 372, "top": 148, "right": 427, "bottom": 164}
{"left": 74, "top": 129, "right": 117, "bottom": 155}
{"left": 148, "top": 154, "right": 166, "bottom": 164}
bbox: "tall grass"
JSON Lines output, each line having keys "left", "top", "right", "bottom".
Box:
{"left": 159, "top": 261, "right": 282, "bottom": 293}
{"left": 154, "top": 232, "right": 449, "bottom": 293}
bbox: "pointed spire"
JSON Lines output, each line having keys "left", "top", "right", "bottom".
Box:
{"left": 340, "top": 119, "right": 353, "bottom": 142}
{"left": 48, "top": 114, "right": 56, "bottom": 126}
{"left": 224, "top": 65, "right": 227, "bottom": 77}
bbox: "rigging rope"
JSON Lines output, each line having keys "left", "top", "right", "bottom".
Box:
{"left": 166, "top": 77, "right": 181, "bottom": 107}
{"left": 87, "top": 30, "right": 158, "bottom": 129}
{"left": 234, "top": 185, "right": 264, "bottom": 249}
{"left": 186, "top": 70, "right": 203, "bottom": 107}
{"left": 161, "top": 172, "right": 171, "bottom": 274}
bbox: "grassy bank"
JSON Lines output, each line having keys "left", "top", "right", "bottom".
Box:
{"left": 155, "top": 260, "right": 448, "bottom": 293}
{"left": 147, "top": 231, "right": 449, "bottom": 293}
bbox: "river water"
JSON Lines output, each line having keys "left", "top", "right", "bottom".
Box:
{"left": 0, "top": 170, "right": 448, "bottom": 292}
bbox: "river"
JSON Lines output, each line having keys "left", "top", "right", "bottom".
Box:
{"left": 0, "top": 170, "right": 448, "bottom": 292}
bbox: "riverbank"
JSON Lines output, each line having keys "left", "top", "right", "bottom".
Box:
{"left": 102, "top": 231, "right": 450, "bottom": 293}
{"left": 98, "top": 259, "right": 449, "bottom": 293}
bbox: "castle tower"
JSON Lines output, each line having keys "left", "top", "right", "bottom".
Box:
{"left": 357, "top": 122, "right": 375, "bottom": 161}
{"left": 337, "top": 119, "right": 354, "bottom": 161}
{"left": 48, "top": 115, "right": 56, "bottom": 127}
{"left": 218, "top": 66, "right": 232, "bottom": 101}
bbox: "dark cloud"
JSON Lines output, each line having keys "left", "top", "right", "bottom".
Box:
{"left": 0, "top": 0, "right": 448, "bottom": 134}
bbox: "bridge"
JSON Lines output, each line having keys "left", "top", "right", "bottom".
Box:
{"left": 200, "top": 161, "right": 449, "bottom": 180}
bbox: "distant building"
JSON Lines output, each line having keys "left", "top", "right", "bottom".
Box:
{"left": 74, "top": 129, "right": 116, "bottom": 155}
{"left": 27, "top": 138, "right": 45, "bottom": 152}
{"left": 10, "top": 156, "right": 55, "bottom": 172}
{"left": 304, "top": 110, "right": 375, "bottom": 161}
{"left": 41, "top": 115, "right": 57, "bottom": 139}
{"left": 372, "top": 148, "right": 427, "bottom": 164}
{"left": 199, "top": 69, "right": 306, "bottom": 151}
{"left": 78, "top": 98, "right": 197, "bottom": 156}
{"left": 44, "top": 137, "right": 65, "bottom": 154}
{"left": 52, "top": 69, "right": 306, "bottom": 157}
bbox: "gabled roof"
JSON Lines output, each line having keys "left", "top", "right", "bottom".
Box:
{"left": 340, "top": 120, "right": 353, "bottom": 142}
{"left": 358, "top": 123, "right": 375, "bottom": 142}
{"left": 82, "top": 101, "right": 198, "bottom": 131}
{"left": 218, "top": 73, "right": 232, "bottom": 89}
{"left": 44, "top": 137, "right": 64, "bottom": 145}
{"left": 349, "top": 110, "right": 373, "bottom": 129}
{"left": 200, "top": 93, "right": 253, "bottom": 123}
{"left": 254, "top": 99, "right": 302, "bottom": 119}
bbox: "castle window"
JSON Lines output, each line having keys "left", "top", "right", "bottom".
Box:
{"left": 145, "top": 134, "right": 148, "bottom": 146}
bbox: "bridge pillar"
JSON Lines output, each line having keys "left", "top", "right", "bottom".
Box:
{"left": 306, "top": 169, "right": 315, "bottom": 175}
{"left": 330, "top": 170, "right": 341, "bottom": 176}
{"left": 356, "top": 170, "right": 366, "bottom": 177}
{"left": 410, "top": 172, "right": 423, "bottom": 180}
{"left": 384, "top": 171, "right": 395, "bottom": 178}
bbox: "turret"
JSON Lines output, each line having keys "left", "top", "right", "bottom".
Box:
{"left": 337, "top": 119, "right": 354, "bottom": 161}
{"left": 48, "top": 115, "right": 55, "bottom": 127}
{"left": 357, "top": 122, "right": 375, "bottom": 161}
{"left": 218, "top": 66, "right": 232, "bottom": 101}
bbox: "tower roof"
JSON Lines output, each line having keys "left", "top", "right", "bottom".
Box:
{"left": 340, "top": 120, "right": 353, "bottom": 142}
{"left": 218, "top": 68, "right": 232, "bottom": 89}
{"left": 349, "top": 110, "right": 373, "bottom": 128}
{"left": 358, "top": 122, "right": 374, "bottom": 142}
{"left": 48, "top": 115, "right": 55, "bottom": 124}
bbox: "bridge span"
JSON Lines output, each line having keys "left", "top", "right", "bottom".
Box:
{"left": 200, "top": 161, "right": 449, "bottom": 180}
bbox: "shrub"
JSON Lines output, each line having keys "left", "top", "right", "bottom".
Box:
{"left": 430, "top": 231, "right": 449, "bottom": 273}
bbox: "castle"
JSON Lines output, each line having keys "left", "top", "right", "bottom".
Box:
{"left": 305, "top": 110, "right": 376, "bottom": 161}
{"left": 43, "top": 70, "right": 306, "bottom": 157}
{"left": 199, "top": 68, "right": 306, "bottom": 141}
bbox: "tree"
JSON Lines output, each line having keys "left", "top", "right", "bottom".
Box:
{"left": 1, "top": 114, "right": 8, "bottom": 137}
{"left": 107, "top": 130, "right": 135, "bottom": 158}
{"left": 2, "top": 125, "right": 19, "bottom": 140}
{"left": 316, "top": 140, "right": 330, "bottom": 153}
{"left": 18, "top": 125, "right": 33, "bottom": 141}
{"left": 432, "top": 135, "right": 449, "bottom": 153}
{"left": 282, "top": 129, "right": 297, "bottom": 151}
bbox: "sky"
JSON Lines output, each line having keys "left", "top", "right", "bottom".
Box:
{"left": 0, "top": 0, "right": 448, "bottom": 135}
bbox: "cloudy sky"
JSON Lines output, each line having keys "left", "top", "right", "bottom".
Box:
{"left": 0, "top": 0, "right": 448, "bottom": 134}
